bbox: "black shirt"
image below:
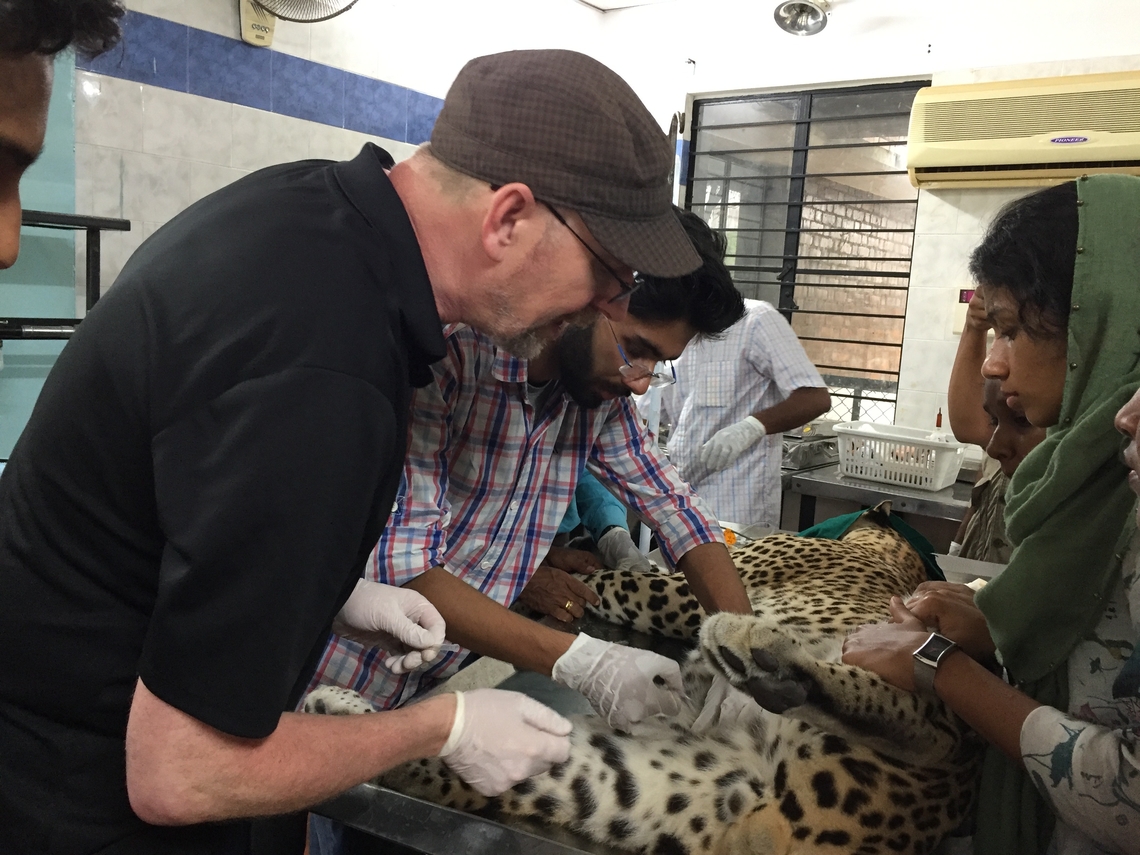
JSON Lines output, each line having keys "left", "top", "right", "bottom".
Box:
{"left": 0, "top": 145, "right": 445, "bottom": 854}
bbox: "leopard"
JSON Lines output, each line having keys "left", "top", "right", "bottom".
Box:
{"left": 305, "top": 503, "right": 982, "bottom": 855}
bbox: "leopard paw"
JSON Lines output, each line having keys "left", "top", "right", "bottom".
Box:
{"left": 700, "top": 613, "right": 817, "bottom": 713}
{"left": 303, "top": 685, "right": 377, "bottom": 715}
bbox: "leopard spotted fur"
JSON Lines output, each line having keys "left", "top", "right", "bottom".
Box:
{"left": 306, "top": 505, "right": 981, "bottom": 854}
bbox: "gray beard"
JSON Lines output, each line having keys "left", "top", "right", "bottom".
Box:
{"left": 492, "top": 329, "right": 548, "bottom": 359}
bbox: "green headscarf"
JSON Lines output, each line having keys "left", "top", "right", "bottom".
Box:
{"left": 973, "top": 174, "right": 1140, "bottom": 855}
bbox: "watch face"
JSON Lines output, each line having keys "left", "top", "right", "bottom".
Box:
{"left": 916, "top": 633, "right": 956, "bottom": 663}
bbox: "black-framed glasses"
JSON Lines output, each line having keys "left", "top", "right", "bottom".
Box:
{"left": 606, "top": 319, "right": 676, "bottom": 388}
{"left": 542, "top": 202, "right": 644, "bottom": 304}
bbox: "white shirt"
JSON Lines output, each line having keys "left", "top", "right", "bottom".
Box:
{"left": 661, "top": 299, "right": 825, "bottom": 527}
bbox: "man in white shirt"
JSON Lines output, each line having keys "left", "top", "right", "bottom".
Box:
{"left": 662, "top": 299, "right": 831, "bottom": 527}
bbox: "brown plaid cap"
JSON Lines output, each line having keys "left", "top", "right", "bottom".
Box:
{"left": 430, "top": 49, "right": 700, "bottom": 278}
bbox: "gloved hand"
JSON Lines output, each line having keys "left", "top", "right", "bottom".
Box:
{"left": 691, "top": 674, "right": 759, "bottom": 735}
{"left": 596, "top": 526, "right": 652, "bottom": 573}
{"left": 437, "top": 689, "right": 572, "bottom": 796}
{"left": 551, "top": 633, "right": 684, "bottom": 731}
{"left": 699, "top": 416, "right": 766, "bottom": 474}
{"left": 332, "top": 579, "right": 446, "bottom": 674}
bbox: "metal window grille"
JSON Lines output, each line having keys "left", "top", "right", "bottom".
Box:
{"left": 686, "top": 81, "right": 929, "bottom": 424}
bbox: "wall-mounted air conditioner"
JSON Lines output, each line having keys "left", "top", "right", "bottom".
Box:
{"left": 906, "top": 70, "right": 1140, "bottom": 189}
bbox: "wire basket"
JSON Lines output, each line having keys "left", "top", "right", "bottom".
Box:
{"left": 833, "top": 422, "right": 966, "bottom": 492}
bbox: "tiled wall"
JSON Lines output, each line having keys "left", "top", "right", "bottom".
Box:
{"left": 73, "top": 9, "right": 441, "bottom": 303}
{"left": 895, "top": 187, "right": 1024, "bottom": 436}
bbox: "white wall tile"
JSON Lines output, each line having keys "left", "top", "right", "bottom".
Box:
{"left": 384, "top": 139, "right": 422, "bottom": 163}
{"left": 127, "top": 0, "right": 237, "bottom": 38}
{"left": 954, "top": 187, "right": 1029, "bottom": 233}
{"left": 121, "top": 150, "right": 192, "bottom": 224}
{"left": 934, "top": 55, "right": 1140, "bottom": 88}
{"left": 914, "top": 189, "right": 960, "bottom": 236}
{"left": 904, "top": 285, "right": 957, "bottom": 341}
{"left": 77, "top": 144, "right": 128, "bottom": 219}
{"left": 307, "top": 9, "right": 378, "bottom": 79}
{"left": 269, "top": 18, "right": 311, "bottom": 59}
{"left": 907, "top": 233, "right": 977, "bottom": 291}
{"left": 142, "top": 87, "right": 233, "bottom": 167}
{"left": 180, "top": 0, "right": 240, "bottom": 38}
{"left": 75, "top": 73, "right": 144, "bottom": 152}
{"left": 190, "top": 162, "right": 250, "bottom": 205}
{"left": 899, "top": 338, "right": 960, "bottom": 394}
{"left": 306, "top": 123, "right": 376, "bottom": 162}
{"left": 894, "top": 389, "right": 945, "bottom": 431}
{"left": 1059, "top": 55, "right": 1140, "bottom": 76}
{"left": 231, "top": 105, "right": 311, "bottom": 170}
{"left": 125, "top": 0, "right": 188, "bottom": 24}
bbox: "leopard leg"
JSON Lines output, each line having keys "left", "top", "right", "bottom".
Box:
{"left": 586, "top": 568, "right": 705, "bottom": 639}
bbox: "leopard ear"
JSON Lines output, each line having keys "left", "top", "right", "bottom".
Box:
{"left": 846, "top": 501, "right": 893, "bottom": 534}
{"left": 869, "top": 500, "right": 893, "bottom": 520}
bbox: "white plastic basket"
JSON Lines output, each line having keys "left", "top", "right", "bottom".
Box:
{"left": 833, "top": 421, "right": 966, "bottom": 492}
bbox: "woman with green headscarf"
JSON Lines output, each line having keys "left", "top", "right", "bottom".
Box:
{"left": 843, "top": 175, "right": 1140, "bottom": 855}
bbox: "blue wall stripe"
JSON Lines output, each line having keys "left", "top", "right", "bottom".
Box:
{"left": 76, "top": 10, "right": 442, "bottom": 145}
{"left": 270, "top": 49, "right": 345, "bottom": 126}
{"left": 188, "top": 26, "right": 272, "bottom": 112}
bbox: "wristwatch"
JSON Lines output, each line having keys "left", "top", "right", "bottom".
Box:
{"left": 912, "top": 632, "right": 959, "bottom": 695}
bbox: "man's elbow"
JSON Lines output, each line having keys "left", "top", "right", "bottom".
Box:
{"left": 125, "top": 682, "right": 230, "bottom": 825}
{"left": 808, "top": 387, "right": 831, "bottom": 419}
{"left": 126, "top": 761, "right": 212, "bottom": 826}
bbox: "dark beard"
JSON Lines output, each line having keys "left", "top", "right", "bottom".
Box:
{"left": 555, "top": 324, "right": 607, "bottom": 409}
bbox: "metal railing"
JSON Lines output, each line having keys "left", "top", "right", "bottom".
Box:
{"left": 1, "top": 210, "right": 131, "bottom": 341}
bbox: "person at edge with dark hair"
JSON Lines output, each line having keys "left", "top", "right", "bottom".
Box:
{"left": 844, "top": 177, "right": 1140, "bottom": 855}
{"left": 1, "top": 0, "right": 125, "bottom": 267}
{"left": 659, "top": 290, "right": 831, "bottom": 531}
{"left": 945, "top": 286, "right": 1046, "bottom": 562}
{"left": 0, "top": 9, "right": 722, "bottom": 849}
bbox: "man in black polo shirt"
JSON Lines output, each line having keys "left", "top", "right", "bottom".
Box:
{"left": 0, "top": 15, "right": 702, "bottom": 853}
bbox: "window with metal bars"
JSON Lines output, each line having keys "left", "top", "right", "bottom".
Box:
{"left": 686, "top": 81, "right": 929, "bottom": 424}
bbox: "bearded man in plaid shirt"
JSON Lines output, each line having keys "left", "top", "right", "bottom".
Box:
{"left": 306, "top": 211, "right": 754, "bottom": 729}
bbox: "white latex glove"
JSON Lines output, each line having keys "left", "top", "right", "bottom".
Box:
{"left": 437, "top": 689, "right": 572, "bottom": 796}
{"left": 691, "top": 674, "right": 759, "bottom": 735}
{"left": 551, "top": 633, "right": 684, "bottom": 732}
{"left": 698, "top": 416, "right": 767, "bottom": 474}
{"left": 332, "top": 579, "right": 446, "bottom": 674}
{"left": 596, "top": 527, "right": 652, "bottom": 573}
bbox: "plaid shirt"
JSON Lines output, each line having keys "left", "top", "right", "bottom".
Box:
{"left": 305, "top": 325, "right": 721, "bottom": 708}
{"left": 661, "top": 299, "right": 825, "bottom": 527}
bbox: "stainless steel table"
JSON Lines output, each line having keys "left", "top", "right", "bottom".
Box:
{"left": 314, "top": 781, "right": 625, "bottom": 855}
{"left": 311, "top": 628, "right": 637, "bottom": 855}
{"left": 789, "top": 463, "right": 971, "bottom": 530}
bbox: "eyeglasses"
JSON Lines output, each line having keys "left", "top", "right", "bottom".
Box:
{"left": 542, "top": 202, "right": 644, "bottom": 304}
{"left": 606, "top": 320, "right": 676, "bottom": 388}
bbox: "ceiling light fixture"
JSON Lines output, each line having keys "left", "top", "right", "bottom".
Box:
{"left": 773, "top": 0, "right": 830, "bottom": 36}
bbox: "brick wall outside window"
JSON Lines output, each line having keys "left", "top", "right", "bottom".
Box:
{"left": 688, "top": 82, "right": 928, "bottom": 424}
